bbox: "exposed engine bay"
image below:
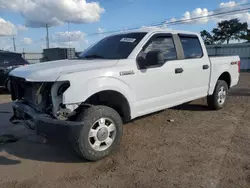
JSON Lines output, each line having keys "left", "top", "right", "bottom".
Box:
{"left": 9, "top": 76, "right": 81, "bottom": 120}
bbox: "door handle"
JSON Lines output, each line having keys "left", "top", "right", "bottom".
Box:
{"left": 175, "top": 68, "right": 183, "bottom": 74}
{"left": 203, "top": 65, "right": 209, "bottom": 69}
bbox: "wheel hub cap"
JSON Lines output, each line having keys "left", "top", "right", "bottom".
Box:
{"left": 97, "top": 127, "right": 109, "bottom": 141}
{"left": 88, "top": 118, "right": 117, "bottom": 151}
{"left": 218, "top": 86, "right": 226, "bottom": 105}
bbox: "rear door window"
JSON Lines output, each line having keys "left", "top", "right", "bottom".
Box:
{"left": 179, "top": 35, "right": 203, "bottom": 59}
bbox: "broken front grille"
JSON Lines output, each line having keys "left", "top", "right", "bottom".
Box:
{"left": 10, "top": 76, "right": 53, "bottom": 112}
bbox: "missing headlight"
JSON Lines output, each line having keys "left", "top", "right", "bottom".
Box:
{"left": 57, "top": 82, "right": 70, "bottom": 96}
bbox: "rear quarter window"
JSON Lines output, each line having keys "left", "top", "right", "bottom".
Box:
{"left": 179, "top": 36, "right": 203, "bottom": 59}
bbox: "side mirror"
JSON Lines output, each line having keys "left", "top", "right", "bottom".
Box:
{"left": 145, "top": 50, "right": 164, "bottom": 67}
{"left": 137, "top": 50, "right": 165, "bottom": 70}
{"left": 137, "top": 56, "right": 147, "bottom": 69}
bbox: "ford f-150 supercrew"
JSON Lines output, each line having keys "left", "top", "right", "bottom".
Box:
{"left": 9, "top": 28, "right": 240, "bottom": 161}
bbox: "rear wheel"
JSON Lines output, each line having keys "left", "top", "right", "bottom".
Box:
{"left": 207, "top": 80, "right": 228, "bottom": 110}
{"left": 71, "top": 105, "right": 123, "bottom": 161}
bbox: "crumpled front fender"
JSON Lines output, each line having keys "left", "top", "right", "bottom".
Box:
{"left": 62, "top": 76, "right": 136, "bottom": 118}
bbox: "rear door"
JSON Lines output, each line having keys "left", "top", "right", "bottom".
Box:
{"left": 177, "top": 34, "right": 210, "bottom": 100}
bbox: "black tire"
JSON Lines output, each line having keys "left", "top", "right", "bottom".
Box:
{"left": 207, "top": 80, "right": 229, "bottom": 110}
{"left": 6, "top": 79, "right": 11, "bottom": 92}
{"left": 4, "top": 78, "right": 11, "bottom": 92}
{"left": 71, "top": 105, "right": 123, "bottom": 161}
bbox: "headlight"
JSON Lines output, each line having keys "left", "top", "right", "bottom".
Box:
{"left": 57, "top": 82, "right": 70, "bottom": 96}
{"left": 3, "top": 66, "right": 13, "bottom": 74}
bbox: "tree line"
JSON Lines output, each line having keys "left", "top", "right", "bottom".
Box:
{"left": 200, "top": 18, "right": 250, "bottom": 45}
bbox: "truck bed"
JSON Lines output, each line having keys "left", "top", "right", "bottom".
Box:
{"left": 208, "top": 55, "right": 240, "bottom": 94}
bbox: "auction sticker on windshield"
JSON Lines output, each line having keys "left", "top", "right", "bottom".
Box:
{"left": 120, "top": 38, "right": 136, "bottom": 43}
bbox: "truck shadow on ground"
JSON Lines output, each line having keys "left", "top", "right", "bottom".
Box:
{"left": 1, "top": 134, "right": 88, "bottom": 164}
{"left": 1, "top": 140, "right": 87, "bottom": 164}
{"left": 172, "top": 103, "right": 211, "bottom": 111}
{"left": 0, "top": 156, "right": 21, "bottom": 165}
{"left": 0, "top": 89, "right": 9, "bottom": 95}
{"left": 0, "top": 135, "right": 21, "bottom": 165}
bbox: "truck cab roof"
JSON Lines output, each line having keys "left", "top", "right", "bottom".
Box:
{"left": 111, "top": 27, "right": 200, "bottom": 36}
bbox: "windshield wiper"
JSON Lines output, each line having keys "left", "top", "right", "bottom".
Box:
{"left": 82, "top": 54, "right": 105, "bottom": 59}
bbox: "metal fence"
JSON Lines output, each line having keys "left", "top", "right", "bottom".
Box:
{"left": 22, "top": 48, "right": 77, "bottom": 63}
{"left": 22, "top": 53, "right": 43, "bottom": 64}
{"left": 206, "top": 43, "right": 250, "bottom": 71}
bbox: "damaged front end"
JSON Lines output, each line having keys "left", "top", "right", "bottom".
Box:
{"left": 9, "top": 76, "right": 83, "bottom": 138}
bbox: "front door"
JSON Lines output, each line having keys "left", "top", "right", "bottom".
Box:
{"left": 132, "top": 33, "right": 187, "bottom": 116}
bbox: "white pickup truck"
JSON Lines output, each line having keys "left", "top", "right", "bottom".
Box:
{"left": 9, "top": 28, "right": 240, "bottom": 161}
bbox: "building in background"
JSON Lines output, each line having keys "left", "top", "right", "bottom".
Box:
{"left": 41, "top": 48, "right": 76, "bottom": 62}
{"left": 22, "top": 52, "right": 43, "bottom": 64}
{"left": 21, "top": 48, "right": 79, "bottom": 64}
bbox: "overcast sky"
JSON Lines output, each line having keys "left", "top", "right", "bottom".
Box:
{"left": 0, "top": 0, "right": 250, "bottom": 52}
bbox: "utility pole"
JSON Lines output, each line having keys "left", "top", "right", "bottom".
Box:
{"left": 68, "top": 21, "right": 71, "bottom": 48}
{"left": 46, "top": 24, "right": 50, "bottom": 49}
{"left": 12, "top": 37, "right": 16, "bottom": 52}
{"left": 22, "top": 48, "right": 25, "bottom": 59}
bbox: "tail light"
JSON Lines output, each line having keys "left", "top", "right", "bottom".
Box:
{"left": 238, "top": 61, "right": 241, "bottom": 73}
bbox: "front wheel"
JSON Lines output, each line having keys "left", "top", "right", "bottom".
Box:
{"left": 4, "top": 78, "right": 11, "bottom": 92}
{"left": 207, "top": 80, "right": 228, "bottom": 110}
{"left": 71, "top": 105, "right": 123, "bottom": 161}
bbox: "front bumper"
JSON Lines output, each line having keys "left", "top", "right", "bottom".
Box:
{"left": 10, "top": 101, "right": 83, "bottom": 139}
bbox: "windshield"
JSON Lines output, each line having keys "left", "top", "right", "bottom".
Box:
{"left": 79, "top": 32, "right": 147, "bottom": 59}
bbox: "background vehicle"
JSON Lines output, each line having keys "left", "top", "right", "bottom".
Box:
{"left": 9, "top": 28, "right": 240, "bottom": 161}
{"left": 0, "top": 51, "right": 29, "bottom": 92}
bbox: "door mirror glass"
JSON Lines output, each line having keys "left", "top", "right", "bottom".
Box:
{"left": 146, "top": 50, "right": 165, "bottom": 66}
{"left": 137, "top": 56, "right": 147, "bottom": 69}
{"left": 137, "top": 50, "right": 164, "bottom": 69}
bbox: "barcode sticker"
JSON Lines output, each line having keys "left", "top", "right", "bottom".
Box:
{"left": 120, "top": 38, "right": 136, "bottom": 43}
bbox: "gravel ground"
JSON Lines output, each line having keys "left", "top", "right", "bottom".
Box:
{"left": 0, "top": 73, "right": 250, "bottom": 188}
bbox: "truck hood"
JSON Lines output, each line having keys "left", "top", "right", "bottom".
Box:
{"left": 9, "top": 59, "right": 118, "bottom": 82}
